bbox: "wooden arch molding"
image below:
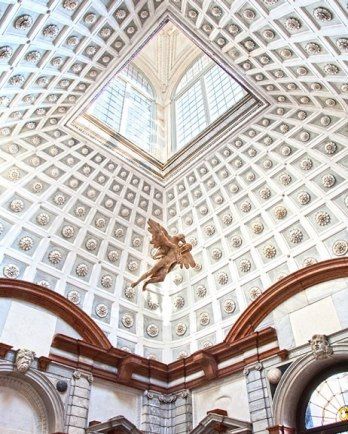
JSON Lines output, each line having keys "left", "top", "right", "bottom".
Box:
{"left": 0, "top": 278, "right": 111, "bottom": 350}
{"left": 226, "top": 257, "right": 348, "bottom": 343}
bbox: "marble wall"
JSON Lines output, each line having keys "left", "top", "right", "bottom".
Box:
{"left": 0, "top": 299, "right": 81, "bottom": 357}
{"left": 192, "top": 374, "right": 250, "bottom": 428}
{"left": 89, "top": 380, "right": 141, "bottom": 426}
{"left": 269, "top": 277, "right": 348, "bottom": 349}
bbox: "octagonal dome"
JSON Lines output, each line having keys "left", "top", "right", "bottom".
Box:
{"left": 0, "top": 0, "right": 347, "bottom": 363}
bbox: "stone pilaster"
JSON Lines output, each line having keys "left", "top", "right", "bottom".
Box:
{"left": 244, "top": 362, "right": 272, "bottom": 434}
{"left": 141, "top": 389, "right": 192, "bottom": 434}
{"left": 65, "top": 370, "right": 93, "bottom": 434}
{"left": 172, "top": 390, "right": 192, "bottom": 434}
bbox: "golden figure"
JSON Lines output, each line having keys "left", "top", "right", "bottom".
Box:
{"left": 131, "top": 219, "right": 196, "bottom": 291}
{"left": 338, "top": 405, "right": 348, "bottom": 422}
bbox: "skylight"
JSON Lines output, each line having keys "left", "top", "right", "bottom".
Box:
{"left": 174, "top": 57, "right": 246, "bottom": 150}
{"left": 89, "top": 64, "right": 156, "bottom": 154}
{"left": 86, "top": 22, "right": 248, "bottom": 165}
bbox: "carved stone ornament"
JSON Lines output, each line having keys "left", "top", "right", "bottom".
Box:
{"left": 179, "top": 389, "right": 190, "bottom": 399}
{"left": 244, "top": 362, "right": 262, "bottom": 378}
{"left": 146, "top": 324, "right": 159, "bottom": 338}
{"left": 15, "top": 348, "right": 35, "bottom": 373}
{"left": 144, "top": 390, "right": 155, "bottom": 399}
{"left": 310, "top": 334, "right": 333, "bottom": 360}
{"left": 158, "top": 393, "right": 177, "bottom": 404}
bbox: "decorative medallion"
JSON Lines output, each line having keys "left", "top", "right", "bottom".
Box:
{"left": 239, "top": 259, "right": 251, "bottom": 272}
{"left": 223, "top": 299, "right": 236, "bottom": 314}
{"left": 173, "top": 296, "right": 185, "bottom": 309}
{"left": 146, "top": 324, "right": 159, "bottom": 337}
{"left": 67, "top": 290, "right": 81, "bottom": 305}
{"left": 19, "top": 236, "right": 33, "bottom": 251}
{"left": 263, "top": 244, "right": 276, "bottom": 259}
{"left": 216, "top": 272, "right": 228, "bottom": 285}
{"left": 3, "top": 264, "right": 19, "bottom": 278}
{"left": 95, "top": 304, "right": 108, "bottom": 318}
{"left": 121, "top": 312, "right": 134, "bottom": 328}
{"left": 315, "top": 211, "right": 331, "bottom": 226}
{"left": 199, "top": 312, "right": 210, "bottom": 326}
{"left": 332, "top": 240, "right": 348, "bottom": 256}
{"left": 122, "top": 285, "right": 135, "bottom": 301}
{"left": 14, "top": 15, "right": 33, "bottom": 30}
{"left": 249, "top": 287, "right": 262, "bottom": 301}
{"left": 289, "top": 228, "right": 304, "bottom": 244}
{"left": 101, "top": 275, "right": 112, "bottom": 289}
{"left": 196, "top": 284, "right": 207, "bottom": 298}
{"left": 48, "top": 250, "right": 62, "bottom": 264}
{"left": 322, "top": 174, "right": 336, "bottom": 188}
{"left": 76, "top": 263, "right": 89, "bottom": 277}
{"left": 313, "top": 7, "right": 332, "bottom": 22}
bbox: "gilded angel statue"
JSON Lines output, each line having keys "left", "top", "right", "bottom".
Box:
{"left": 131, "top": 219, "right": 196, "bottom": 291}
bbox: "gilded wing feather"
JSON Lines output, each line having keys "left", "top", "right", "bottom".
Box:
{"left": 147, "top": 219, "right": 173, "bottom": 255}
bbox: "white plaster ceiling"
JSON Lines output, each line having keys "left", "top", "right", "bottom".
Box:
{"left": 0, "top": 0, "right": 347, "bottom": 362}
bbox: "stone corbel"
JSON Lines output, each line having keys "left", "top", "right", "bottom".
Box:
{"left": 243, "top": 361, "right": 263, "bottom": 376}
{"left": 0, "top": 343, "right": 12, "bottom": 358}
{"left": 73, "top": 369, "right": 93, "bottom": 383}
{"left": 179, "top": 389, "right": 190, "bottom": 399}
{"left": 117, "top": 355, "right": 142, "bottom": 382}
{"left": 192, "top": 351, "right": 218, "bottom": 380}
{"left": 38, "top": 356, "right": 51, "bottom": 371}
{"left": 158, "top": 393, "right": 177, "bottom": 404}
{"left": 268, "top": 425, "right": 295, "bottom": 434}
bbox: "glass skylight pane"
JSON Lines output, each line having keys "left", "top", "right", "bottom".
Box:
{"left": 91, "top": 80, "right": 126, "bottom": 131}
{"left": 205, "top": 65, "right": 245, "bottom": 122}
{"left": 122, "top": 64, "right": 153, "bottom": 97}
{"left": 176, "top": 56, "right": 212, "bottom": 93}
{"left": 175, "top": 80, "right": 206, "bottom": 148}
{"left": 84, "top": 22, "right": 252, "bottom": 165}
{"left": 124, "top": 88, "right": 154, "bottom": 151}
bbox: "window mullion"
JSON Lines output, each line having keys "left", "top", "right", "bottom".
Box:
{"left": 120, "top": 83, "right": 131, "bottom": 135}
{"left": 201, "top": 75, "right": 210, "bottom": 126}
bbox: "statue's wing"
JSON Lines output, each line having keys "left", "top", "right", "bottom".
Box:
{"left": 178, "top": 245, "right": 196, "bottom": 269}
{"left": 148, "top": 219, "right": 172, "bottom": 252}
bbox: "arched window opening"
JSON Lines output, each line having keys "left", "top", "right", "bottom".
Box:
{"left": 299, "top": 368, "right": 348, "bottom": 433}
{"left": 89, "top": 64, "right": 156, "bottom": 153}
{"left": 173, "top": 56, "right": 246, "bottom": 150}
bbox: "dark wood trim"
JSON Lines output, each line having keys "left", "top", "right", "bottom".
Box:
{"left": 300, "top": 421, "right": 348, "bottom": 434}
{"left": 227, "top": 258, "right": 348, "bottom": 343}
{"left": 48, "top": 338, "right": 281, "bottom": 393}
{"left": 0, "top": 343, "right": 12, "bottom": 358}
{"left": 268, "top": 426, "right": 295, "bottom": 434}
{"left": 0, "top": 258, "right": 346, "bottom": 392}
{"left": 51, "top": 327, "right": 278, "bottom": 387}
{"left": 0, "top": 279, "right": 111, "bottom": 350}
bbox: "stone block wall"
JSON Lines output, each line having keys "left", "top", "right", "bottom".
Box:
{"left": 142, "top": 390, "right": 192, "bottom": 434}
{"left": 65, "top": 370, "right": 93, "bottom": 434}
{"left": 244, "top": 363, "right": 272, "bottom": 434}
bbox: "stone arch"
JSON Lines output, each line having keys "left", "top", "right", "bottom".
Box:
{"left": 226, "top": 258, "right": 348, "bottom": 343}
{"left": 0, "top": 278, "right": 111, "bottom": 349}
{"left": 272, "top": 341, "right": 348, "bottom": 429}
{"left": 0, "top": 361, "right": 65, "bottom": 433}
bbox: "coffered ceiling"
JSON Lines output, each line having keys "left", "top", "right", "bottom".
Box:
{"left": 0, "top": 0, "right": 347, "bottom": 362}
